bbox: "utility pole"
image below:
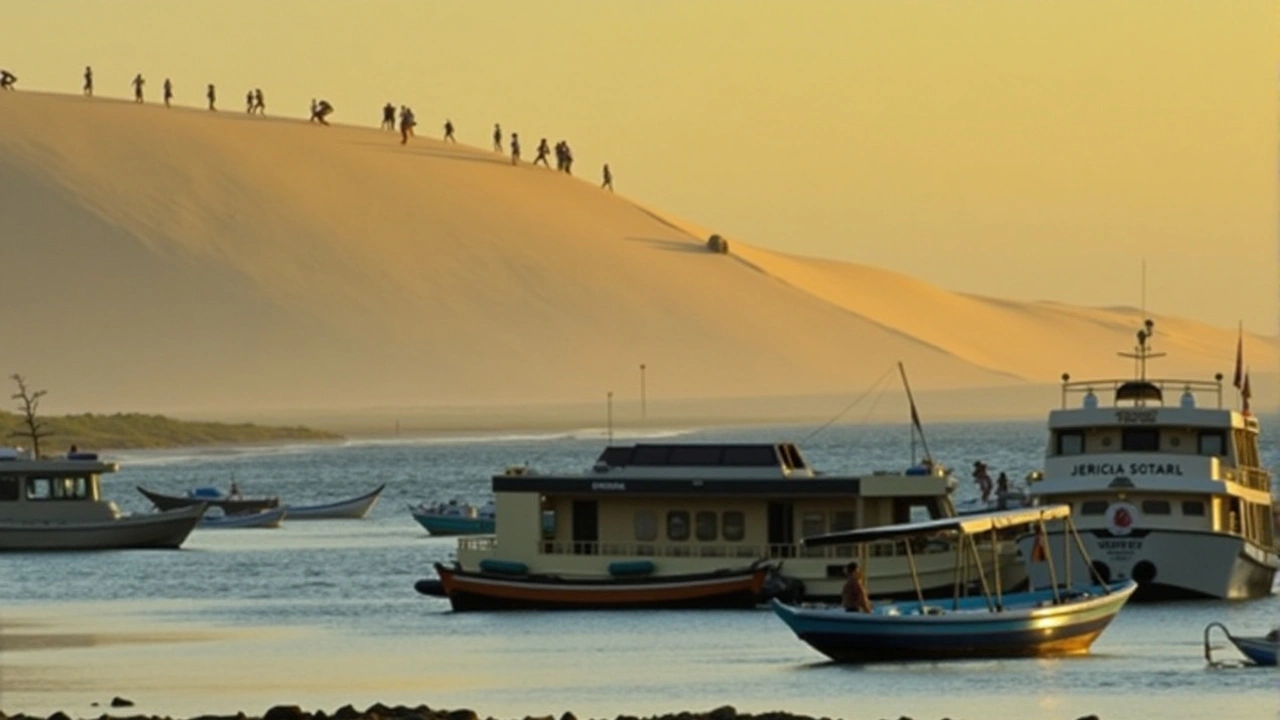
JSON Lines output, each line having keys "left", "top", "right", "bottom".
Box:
{"left": 639, "top": 363, "right": 647, "bottom": 421}
{"left": 607, "top": 391, "right": 614, "bottom": 443}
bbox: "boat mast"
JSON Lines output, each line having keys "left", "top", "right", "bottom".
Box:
{"left": 897, "top": 362, "right": 932, "bottom": 464}
{"left": 1117, "top": 318, "right": 1165, "bottom": 385}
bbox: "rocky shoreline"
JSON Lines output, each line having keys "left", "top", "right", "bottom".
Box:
{"left": 0, "top": 702, "right": 1107, "bottom": 720}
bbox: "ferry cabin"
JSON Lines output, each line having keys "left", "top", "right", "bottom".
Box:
{"left": 1028, "top": 378, "right": 1276, "bottom": 599}
{"left": 455, "top": 442, "right": 1026, "bottom": 600}
{"left": 0, "top": 453, "right": 123, "bottom": 523}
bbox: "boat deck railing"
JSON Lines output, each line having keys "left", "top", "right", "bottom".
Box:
{"left": 1060, "top": 377, "right": 1223, "bottom": 409}
{"left": 459, "top": 536, "right": 954, "bottom": 561}
{"left": 1225, "top": 466, "right": 1271, "bottom": 493}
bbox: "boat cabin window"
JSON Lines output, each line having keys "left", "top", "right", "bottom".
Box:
{"left": 1056, "top": 431, "right": 1084, "bottom": 456}
{"left": 666, "top": 511, "right": 690, "bottom": 541}
{"left": 1141, "top": 499, "right": 1171, "bottom": 515}
{"left": 0, "top": 478, "right": 19, "bottom": 501}
{"left": 695, "top": 511, "right": 718, "bottom": 541}
{"left": 1121, "top": 428, "right": 1160, "bottom": 452}
{"left": 633, "top": 511, "right": 658, "bottom": 542}
{"left": 722, "top": 511, "right": 745, "bottom": 541}
{"left": 1080, "top": 500, "right": 1108, "bottom": 516}
{"left": 1197, "top": 431, "right": 1225, "bottom": 457}
{"left": 801, "top": 512, "right": 826, "bottom": 557}
{"left": 832, "top": 511, "right": 856, "bottom": 532}
{"left": 25, "top": 477, "right": 54, "bottom": 500}
{"left": 1181, "top": 500, "right": 1205, "bottom": 516}
{"left": 633, "top": 446, "right": 671, "bottom": 465}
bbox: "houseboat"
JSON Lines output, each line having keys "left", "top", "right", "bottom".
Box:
{"left": 419, "top": 441, "right": 1027, "bottom": 610}
{"left": 1019, "top": 320, "right": 1277, "bottom": 600}
{"left": 0, "top": 449, "right": 205, "bottom": 550}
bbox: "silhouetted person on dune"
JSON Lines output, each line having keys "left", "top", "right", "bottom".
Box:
{"left": 399, "top": 106, "right": 416, "bottom": 144}
{"left": 132, "top": 73, "right": 145, "bottom": 103}
{"left": 83, "top": 66, "right": 93, "bottom": 96}
{"left": 562, "top": 142, "right": 574, "bottom": 175}
{"left": 555, "top": 141, "right": 565, "bottom": 171}
{"left": 245, "top": 89, "right": 254, "bottom": 113}
{"left": 444, "top": 118, "right": 455, "bottom": 142}
{"left": 381, "top": 102, "right": 395, "bottom": 130}
{"left": 601, "top": 163, "right": 613, "bottom": 191}
{"left": 492, "top": 123, "right": 502, "bottom": 152}
{"left": 533, "top": 138, "right": 550, "bottom": 167}
{"left": 510, "top": 132, "right": 521, "bottom": 165}
{"left": 254, "top": 89, "right": 265, "bottom": 115}
{"left": 206, "top": 83, "right": 217, "bottom": 111}
{"left": 314, "top": 99, "right": 334, "bottom": 125}
{"left": 163, "top": 78, "right": 173, "bottom": 107}
{"left": 0, "top": 70, "right": 15, "bottom": 91}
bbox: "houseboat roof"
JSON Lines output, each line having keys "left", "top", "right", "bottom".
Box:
{"left": 802, "top": 504, "right": 1072, "bottom": 546}
{"left": 0, "top": 456, "right": 118, "bottom": 475}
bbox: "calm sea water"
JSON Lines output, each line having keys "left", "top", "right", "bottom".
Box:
{"left": 1, "top": 419, "right": 1277, "bottom": 720}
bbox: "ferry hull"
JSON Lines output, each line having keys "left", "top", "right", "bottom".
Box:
{"left": 1018, "top": 529, "right": 1278, "bottom": 601}
{"left": 424, "top": 563, "right": 769, "bottom": 611}
{"left": 0, "top": 505, "right": 205, "bottom": 550}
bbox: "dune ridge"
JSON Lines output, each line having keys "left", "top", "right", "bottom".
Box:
{"left": 0, "top": 90, "right": 1272, "bottom": 421}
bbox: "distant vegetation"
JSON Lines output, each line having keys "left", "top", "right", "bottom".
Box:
{"left": 0, "top": 410, "right": 341, "bottom": 451}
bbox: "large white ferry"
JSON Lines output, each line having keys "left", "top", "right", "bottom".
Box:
{"left": 1020, "top": 321, "right": 1276, "bottom": 600}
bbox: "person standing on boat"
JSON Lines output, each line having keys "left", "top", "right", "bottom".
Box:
{"left": 973, "top": 461, "right": 993, "bottom": 504}
{"left": 841, "top": 561, "right": 872, "bottom": 613}
{"left": 995, "top": 471, "right": 1010, "bottom": 510}
{"left": 228, "top": 481, "right": 242, "bottom": 499}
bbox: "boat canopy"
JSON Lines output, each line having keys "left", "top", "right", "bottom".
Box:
{"left": 802, "top": 504, "right": 1071, "bottom": 547}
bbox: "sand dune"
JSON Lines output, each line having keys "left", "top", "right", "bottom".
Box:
{"left": 0, "top": 90, "right": 1272, "bottom": 422}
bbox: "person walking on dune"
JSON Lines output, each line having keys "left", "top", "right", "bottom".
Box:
{"left": 131, "top": 73, "right": 145, "bottom": 103}
{"left": 0, "top": 70, "right": 16, "bottom": 91}
{"left": 510, "top": 132, "right": 521, "bottom": 165}
{"left": 253, "top": 89, "right": 265, "bottom": 115}
{"left": 492, "top": 123, "right": 502, "bottom": 152}
{"left": 443, "top": 118, "right": 455, "bottom": 142}
{"left": 206, "top": 83, "right": 217, "bottom": 111}
{"left": 245, "top": 89, "right": 255, "bottom": 114}
{"left": 399, "top": 106, "right": 416, "bottom": 145}
{"left": 163, "top": 78, "right": 173, "bottom": 107}
{"left": 314, "top": 99, "right": 334, "bottom": 125}
{"left": 601, "top": 163, "right": 613, "bottom": 192}
{"left": 83, "top": 66, "right": 93, "bottom": 97}
{"left": 562, "top": 142, "right": 574, "bottom": 175}
{"left": 533, "top": 138, "right": 550, "bottom": 167}
{"left": 381, "top": 102, "right": 395, "bottom": 130}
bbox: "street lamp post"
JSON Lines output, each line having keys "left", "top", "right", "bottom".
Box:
{"left": 607, "top": 391, "right": 614, "bottom": 443}
{"left": 639, "top": 363, "right": 647, "bottom": 421}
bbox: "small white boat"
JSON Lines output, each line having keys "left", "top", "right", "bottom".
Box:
{"left": 0, "top": 451, "right": 205, "bottom": 550}
{"left": 200, "top": 505, "right": 288, "bottom": 529}
{"left": 285, "top": 484, "right": 385, "bottom": 519}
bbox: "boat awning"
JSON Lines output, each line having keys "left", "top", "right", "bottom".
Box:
{"left": 802, "top": 504, "right": 1072, "bottom": 547}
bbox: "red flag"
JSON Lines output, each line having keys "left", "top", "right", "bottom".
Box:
{"left": 1233, "top": 328, "right": 1244, "bottom": 390}
{"left": 1242, "top": 369, "right": 1252, "bottom": 415}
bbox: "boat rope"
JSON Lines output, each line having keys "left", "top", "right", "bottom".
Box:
{"left": 799, "top": 364, "right": 897, "bottom": 444}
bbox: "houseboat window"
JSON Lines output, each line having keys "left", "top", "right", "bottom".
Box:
{"left": 722, "top": 511, "right": 745, "bottom": 541}
{"left": 1181, "top": 500, "right": 1205, "bottom": 516}
{"left": 541, "top": 509, "right": 556, "bottom": 540}
{"left": 668, "top": 446, "right": 722, "bottom": 466}
{"left": 1080, "top": 500, "right": 1108, "bottom": 515}
{"left": 633, "top": 446, "right": 671, "bottom": 465}
{"left": 666, "top": 511, "right": 690, "bottom": 541}
{"left": 1057, "top": 431, "right": 1084, "bottom": 456}
{"left": 695, "top": 511, "right": 718, "bottom": 541}
{"left": 721, "top": 446, "right": 779, "bottom": 467}
{"left": 25, "top": 477, "right": 53, "bottom": 500}
{"left": 801, "top": 512, "right": 825, "bottom": 538}
{"left": 1141, "top": 500, "right": 1172, "bottom": 515}
{"left": 633, "top": 511, "right": 658, "bottom": 542}
{"left": 0, "top": 478, "right": 18, "bottom": 501}
{"left": 831, "top": 511, "right": 856, "bottom": 532}
{"left": 1197, "top": 431, "right": 1225, "bottom": 457}
{"left": 1121, "top": 428, "right": 1159, "bottom": 452}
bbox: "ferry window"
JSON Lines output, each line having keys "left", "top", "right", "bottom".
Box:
{"left": 0, "top": 478, "right": 18, "bottom": 501}
{"left": 668, "top": 446, "right": 722, "bottom": 466}
{"left": 1197, "top": 432, "right": 1225, "bottom": 457}
{"left": 1080, "top": 500, "right": 1108, "bottom": 516}
{"left": 831, "top": 511, "right": 856, "bottom": 532}
{"left": 722, "top": 446, "right": 778, "bottom": 467}
{"left": 25, "top": 477, "right": 52, "bottom": 500}
{"left": 1181, "top": 501, "right": 1205, "bottom": 517}
{"left": 666, "top": 511, "right": 690, "bottom": 541}
{"left": 1057, "top": 432, "right": 1084, "bottom": 456}
{"left": 1121, "top": 429, "right": 1159, "bottom": 452}
{"left": 695, "top": 511, "right": 718, "bottom": 541}
{"left": 633, "top": 511, "right": 658, "bottom": 542}
{"left": 801, "top": 512, "right": 825, "bottom": 538}
{"left": 722, "top": 511, "right": 745, "bottom": 541}
{"left": 632, "top": 446, "right": 671, "bottom": 465}
{"left": 1141, "top": 500, "right": 1171, "bottom": 515}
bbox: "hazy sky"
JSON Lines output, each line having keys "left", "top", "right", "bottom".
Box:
{"left": 4, "top": 1, "right": 1276, "bottom": 332}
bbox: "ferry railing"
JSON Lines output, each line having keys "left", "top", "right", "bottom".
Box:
{"left": 1059, "top": 377, "right": 1223, "bottom": 409}
{"left": 1224, "top": 466, "right": 1272, "bottom": 493}
{"left": 530, "top": 539, "right": 954, "bottom": 560}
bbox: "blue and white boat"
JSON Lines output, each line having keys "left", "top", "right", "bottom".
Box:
{"left": 1204, "top": 622, "right": 1279, "bottom": 666}
{"left": 285, "top": 484, "right": 384, "bottom": 519}
{"left": 410, "top": 500, "right": 495, "bottom": 536}
{"left": 199, "top": 505, "right": 288, "bottom": 529}
{"left": 772, "top": 504, "right": 1137, "bottom": 663}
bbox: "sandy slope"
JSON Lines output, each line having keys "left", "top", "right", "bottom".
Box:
{"left": 0, "top": 90, "right": 1272, "bottom": 420}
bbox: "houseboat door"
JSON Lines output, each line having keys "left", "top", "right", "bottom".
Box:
{"left": 768, "top": 502, "right": 795, "bottom": 558}
{"left": 572, "top": 500, "right": 599, "bottom": 555}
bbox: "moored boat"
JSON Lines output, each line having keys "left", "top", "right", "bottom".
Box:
{"left": 0, "top": 451, "right": 205, "bottom": 550}
{"left": 1204, "top": 622, "right": 1279, "bottom": 667}
{"left": 285, "top": 484, "right": 384, "bottom": 519}
{"left": 200, "top": 505, "right": 288, "bottom": 528}
{"left": 771, "top": 504, "right": 1137, "bottom": 663}
{"left": 410, "top": 499, "right": 495, "bottom": 535}
{"left": 138, "top": 485, "right": 280, "bottom": 515}
{"left": 1021, "top": 320, "right": 1277, "bottom": 600}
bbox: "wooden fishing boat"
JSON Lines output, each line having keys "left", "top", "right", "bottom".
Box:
{"left": 285, "top": 484, "right": 384, "bottom": 519}
{"left": 199, "top": 505, "right": 288, "bottom": 529}
{"left": 417, "top": 561, "right": 772, "bottom": 611}
{"left": 772, "top": 504, "right": 1137, "bottom": 663}
{"left": 138, "top": 485, "right": 279, "bottom": 515}
{"left": 409, "top": 500, "right": 494, "bottom": 535}
{"left": 1204, "top": 622, "right": 1279, "bottom": 666}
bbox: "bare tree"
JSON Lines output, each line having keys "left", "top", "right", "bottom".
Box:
{"left": 10, "top": 374, "right": 51, "bottom": 459}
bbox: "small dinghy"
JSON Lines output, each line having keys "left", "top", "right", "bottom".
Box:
{"left": 284, "top": 484, "right": 385, "bottom": 519}
{"left": 199, "top": 506, "right": 288, "bottom": 529}
{"left": 1204, "top": 622, "right": 1279, "bottom": 667}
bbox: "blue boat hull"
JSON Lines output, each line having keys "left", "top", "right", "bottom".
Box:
{"left": 1232, "top": 636, "right": 1279, "bottom": 666}
{"left": 411, "top": 512, "right": 494, "bottom": 536}
{"left": 773, "top": 581, "right": 1136, "bottom": 663}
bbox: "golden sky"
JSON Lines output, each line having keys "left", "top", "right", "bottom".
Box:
{"left": 4, "top": 0, "right": 1276, "bottom": 332}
